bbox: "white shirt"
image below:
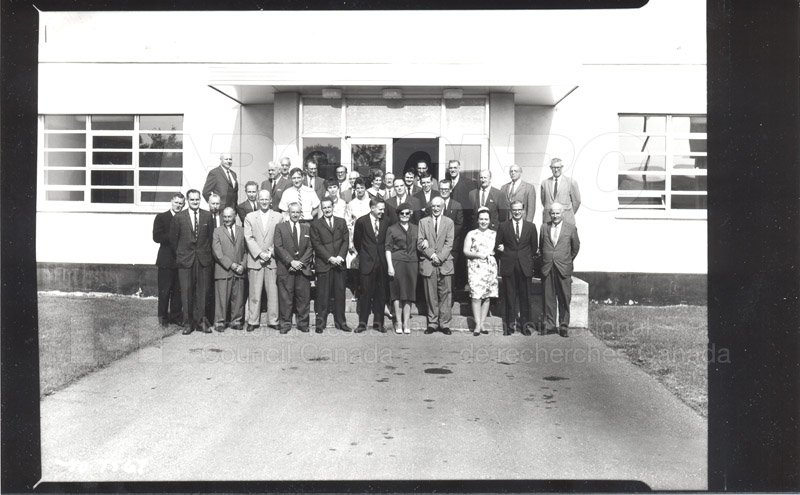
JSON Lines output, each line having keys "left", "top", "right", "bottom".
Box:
{"left": 279, "top": 186, "right": 320, "bottom": 220}
{"left": 551, "top": 221, "right": 561, "bottom": 245}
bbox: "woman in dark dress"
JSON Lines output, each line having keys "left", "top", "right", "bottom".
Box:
{"left": 385, "top": 203, "right": 418, "bottom": 334}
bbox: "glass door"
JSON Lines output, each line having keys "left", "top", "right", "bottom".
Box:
{"left": 344, "top": 138, "right": 393, "bottom": 177}
{"left": 441, "top": 136, "right": 489, "bottom": 183}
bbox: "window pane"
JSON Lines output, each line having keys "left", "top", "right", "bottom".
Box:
{"left": 618, "top": 196, "right": 664, "bottom": 207}
{"left": 618, "top": 174, "right": 666, "bottom": 191}
{"left": 673, "top": 116, "right": 707, "bottom": 133}
{"left": 351, "top": 144, "right": 386, "bottom": 175}
{"left": 93, "top": 136, "right": 133, "bottom": 149}
{"left": 673, "top": 155, "right": 707, "bottom": 170}
{"left": 44, "top": 151, "right": 85, "bottom": 167}
{"left": 139, "top": 115, "right": 183, "bottom": 131}
{"left": 91, "top": 170, "right": 134, "bottom": 186}
{"left": 91, "top": 115, "right": 134, "bottom": 130}
{"left": 303, "top": 138, "right": 341, "bottom": 179}
{"left": 139, "top": 133, "right": 183, "bottom": 149}
{"left": 672, "top": 138, "right": 707, "bottom": 154}
{"left": 91, "top": 189, "right": 134, "bottom": 203}
{"left": 619, "top": 155, "right": 666, "bottom": 172}
{"left": 44, "top": 115, "right": 86, "bottom": 131}
{"left": 46, "top": 190, "right": 84, "bottom": 201}
{"left": 139, "top": 170, "right": 182, "bottom": 187}
{"left": 93, "top": 152, "right": 132, "bottom": 165}
{"left": 141, "top": 191, "right": 181, "bottom": 203}
{"left": 672, "top": 175, "right": 707, "bottom": 191}
{"left": 139, "top": 152, "right": 183, "bottom": 168}
{"left": 671, "top": 195, "right": 707, "bottom": 210}
{"left": 45, "top": 170, "right": 86, "bottom": 186}
{"left": 619, "top": 136, "right": 666, "bottom": 153}
{"left": 44, "top": 133, "right": 86, "bottom": 149}
{"left": 445, "top": 144, "right": 482, "bottom": 184}
{"left": 619, "top": 115, "right": 666, "bottom": 134}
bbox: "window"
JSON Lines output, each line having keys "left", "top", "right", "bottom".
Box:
{"left": 617, "top": 114, "right": 707, "bottom": 213}
{"left": 41, "top": 114, "right": 183, "bottom": 208}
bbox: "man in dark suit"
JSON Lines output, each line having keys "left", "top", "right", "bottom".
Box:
{"left": 414, "top": 160, "right": 439, "bottom": 191}
{"left": 352, "top": 197, "right": 390, "bottom": 333}
{"left": 273, "top": 202, "right": 314, "bottom": 334}
{"left": 402, "top": 169, "right": 420, "bottom": 197}
{"left": 438, "top": 179, "right": 466, "bottom": 289}
{"left": 540, "top": 202, "right": 580, "bottom": 337}
{"left": 447, "top": 159, "right": 479, "bottom": 215}
{"left": 495, "top": 200, "right": 539, "bottom": 336}
{"left": 152, "top": 192, "right": 185, "bottom": 327}
{"left": 211, "top": 207, "right": 247, "bottom": 331}
{"left": 205, "top": 193, "right": 223, "bottom": 324}
{"left": 304, "top": 159, "right": 327, "bottom": 200}
{"left": 468, "top": 169, "right": 501, "bottom": 230}
{"left": 170, "top": 189, "right": 214, "bottom": 334}
{"left": 261, "top": 161, "right": 289, "bottom": 212}
{"left": 385, "top": 178, "right": 422, "bottom": 225}
{"left": 203, "top": 153, "right": 239, "bottom": 210}
{"left": 413, "top": 173, "right": 441, "bottom": 219}
{"left": 498, "top": 163, "right": 537, "bottom": 223}
{"left": 236, "top": 181, "right": 259, "bottom": 225}
{"left": 310, "top": 198, "right": 352, "bottom": 333}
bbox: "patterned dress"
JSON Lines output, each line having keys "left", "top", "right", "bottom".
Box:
{"left": 467, "top": 228, "right": 498, "bottom": 299}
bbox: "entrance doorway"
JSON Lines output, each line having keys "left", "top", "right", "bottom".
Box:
{"left": 392, "top": 138, "right": 440, "bottom": 180}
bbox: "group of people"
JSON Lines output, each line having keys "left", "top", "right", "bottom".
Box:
{"left": 153, "top": 153, "right": 581, "bottom": 337}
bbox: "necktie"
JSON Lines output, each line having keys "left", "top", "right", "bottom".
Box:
{"left": 373, "top": 219, "right": 379, "bottom": 238}
{"left": 251, "top": 201, "right": 256, "bottom": 211}
{"left": 510, "top": 180, "right": 517, "bottom": 199}
{"left": 553, "top": 178, "right": 559, "bottom": 198}
{"left": 292, "top": 222, "right": 298, "bottom": 245}
{"left": 225, "top": 169, "right": 232, "bottom": 184}
{"left": 515, "top": 221, "right": 520, "bottom": 241}
{"left": 435, "top": 216, "right": 439, "bottom": 235}
{"left": 328, "top": 218, "right": 333, "bottom": 230}
{"left": 297, "top": 188, "right": 303, "bottom": 217}
{"left": 229, "top": 226, "right": 234, "bottom": 242}
{"left": 215, "top": 214, "right": 220, "bottom": 228}
{"left": 270, "top": 180, "right": 275, "bottom": 195}
{"left": 193, "top": 210, "right": 199, "bottom": 239}
{"left": 480, "top": 188, "right": 486, "bottom": 207}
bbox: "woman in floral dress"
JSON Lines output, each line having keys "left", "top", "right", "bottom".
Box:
{"left": 462, "top": 207, "right": 498, "bottom": 336}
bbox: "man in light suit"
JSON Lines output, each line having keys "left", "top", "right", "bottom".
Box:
{"left": 243, "top": 189, "right": 283, "bottom": 332}
{"left": 310, "top": 198, "right": 352, "bottom": 333}
{"left": 236, "top": 181, "right": 259, "bottom": 225}
{"left": 540, "top": 202, "right": 580, "bottom": 337}
{"left": 352, "top": 197, "right": 390, "bottom": 333}
{"left": 540, "top": 158, "right": 581, "bottom": 225}
{"left": 274, "top": 202, "right": 314, "bottom": 334}
{"left": 495, "top": 200, "right": 539, "bottom": 336}
{"left": 153, "top": 192, "right": 184, "bottom": 327}
{"left": 468, "top": 169, "right": 501, "bottom": 231}
{"left": 417, "top": 196, "right": 455, "bottom": 335}
{"left": 203, "top": 153, "right": 239, "bottom": 210}
{"left": 170, "top": 189, "right": 214, "bottom": 334}
{"left": 211, "top": 207, "right": 247, "bottom": 331}
{"left": 498, "top": 163, "right": 537, "bottom": 223}
{"left": 304, "top": 159, "right": 327, "bottom": 200}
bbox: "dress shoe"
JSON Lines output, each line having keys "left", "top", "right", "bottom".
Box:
{"left": 182, "top": 326, "right": 194, "bottom": 335}
{"left": 373, "top": 324, "right": 387, "bottom": 333}
{"left": 355, "top": 325, "right": 366, "bottom": 334}
{"left": 214, "top": 324, "right": 226, "bottom": 333}
{"left": 315, "top": 328, "right": 324, "bottom": 334}
{"left": 299, "top": 327, "right": 310, "bottom": 333}
{"left": 521, "top": 327, "right": 532, "bottom": 336}
{"left": 559, "top": 328, "right": 569, "bottom": 338}
{"left": 339, "top": 325, "right": 353, "bottom": 333}
{"left": 473, "top": 331, "right": 480, "bottom": 337}
{"left": 424, "top": 327, "right": 437, "bottom": 335}
{"left": 159, "top": 318, "right": 169, "bottom": 328}
{"left": 246, "top": 324, "right": 259, "bottom": 332}
{"left": 199, "top": 325, "right": 212, "bottom": 334}
{"left": 267, "top": 324, "right": 279, "bottom": 330}
{"left": 440, "top": 327, "right": 452, "bottom": 335}
{"left": 230, "top": 324, "right": 244, "bottom": 330}
{"left": 544, "top": 327, "right": 558, "bottom": 335}
{"left": 279, "top": 327, "right": 290, "bottom": 334}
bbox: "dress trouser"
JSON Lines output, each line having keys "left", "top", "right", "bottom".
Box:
{"left": 358, "top": 267, "right": 387, "bottom": 328}
{"left": 214, "top": 275, "right": 245, "bottom": 326}
{"left": 544, "top": 266, "right": 572, "bottom": 330}
{"left": 157, "top": 267, "right": 182, "bottom": 322}
{"left": 501, "top": 265, "right": 531, "bottom": 333}
{"left": 315, "top": 267, "right": 347, "bottom": 330}
{"left": 178, "top": 257, "right": 212, "bottom": 328}
{"left": 247, "top": 267, "right": 279, "bottom": 326}
{"left": 277, "top": 272, "right": 311, "bottom": 331}
{"left": 422, "top": 267, "right": 452, "bottom": 328}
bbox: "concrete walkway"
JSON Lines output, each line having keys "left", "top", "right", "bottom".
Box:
{"left": 40, "top": 316, "right": 706, "bottom": 489}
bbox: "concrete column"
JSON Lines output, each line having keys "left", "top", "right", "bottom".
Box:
{"left": 273, "top": 92, "right": 300, "bottom": 164}
{"left": 489, "top": 93, "right": 515, "bottom": 183}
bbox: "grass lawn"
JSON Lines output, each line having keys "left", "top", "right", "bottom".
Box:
{"left": 588, "top": 304, "right": 708, "bottom": 417}
{"left": 38, "top": 294, "right": 174, "bottom": 396}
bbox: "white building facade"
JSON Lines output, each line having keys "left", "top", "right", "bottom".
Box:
{"left": 37, "top": 3, "right": 707, "bottom": 302}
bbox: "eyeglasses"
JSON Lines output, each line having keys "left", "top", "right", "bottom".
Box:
{"left": 511, "top": 209, "right": 524, "bottom": 213}
{"left": 399, "top": 211, "right": 411, "bottom": 216}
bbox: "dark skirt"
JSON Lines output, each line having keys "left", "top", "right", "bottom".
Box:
{"left": 389, "top": 259, "right": 419, "bottom": 301}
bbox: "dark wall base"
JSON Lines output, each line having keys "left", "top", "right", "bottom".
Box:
{"left": 575, "top": 272, "right": 707, "bottom": 305}
{"left": 38, "top": 262, "right": 158, "bottom": 297}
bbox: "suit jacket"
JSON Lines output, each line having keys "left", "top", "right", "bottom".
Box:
{"left": 404, "top": 183, "right": 421, "bottom": 197}
{"left": 261, "top": 176, "right": 292, "bottom": 212}
{"left": 169, "top": 208, "right": 214, "bottom": 268}
{"left": 417, "top": 215, "right": 454, "bottom": 277}
{"left": 499, "top": 179, "right": 537, "bottom": 223}
{"left": 305, "top": 176, "right": 326, "bottom": 200}
{"left": 540, "top": 175, "right": 581, "bottom": 225}
{"left": 209, "top": 211, "right": 223, "bottom": 230}
{"left": 243, "top": 209, "right": 283, "bottom": 270}
{"left": 540, "top": 221, "right": 580, "bottom": 278}
{"left": 212, "top": 224, "right": 246, "bottom": 279}
{"left": 153, "top": 210, "right": 179, "bottom": 268}
{"left": 441, "top": 197, "right": 464, "bottom": 248}
{"left": 450, "top": 176, "right": 478, "bottom": 211}
{"left": 468, "top": 186, "right": 501, "bottom": 230}
{"left": 310, "top": 216, "right": 349, "bottom": 273}
{"left": 353, "top": 213, "right": 390, "bottom": 275}
{"left": 203, "top": 166, "right": 239, "bottom": 209}
{"left": 414, "top": 176, "right": 439, "bottom": 191}
{"left": 385, "top": 195, "right": 422, "bottom": 225}
{"left": 412, "top": 189, "right": 441, "bottom": 218}
{"left": 273, "top": 221, "right": 314, "bottom": 277}
{"left": 494, "top": 219, "right": 538, "bottom": 278}
{"left": 236, "top": 199, "right": 258, "bottom": 225}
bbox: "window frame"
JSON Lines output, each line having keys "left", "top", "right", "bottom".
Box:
{"left": 38, "top": 114, "right": 184, "bottom": 212}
